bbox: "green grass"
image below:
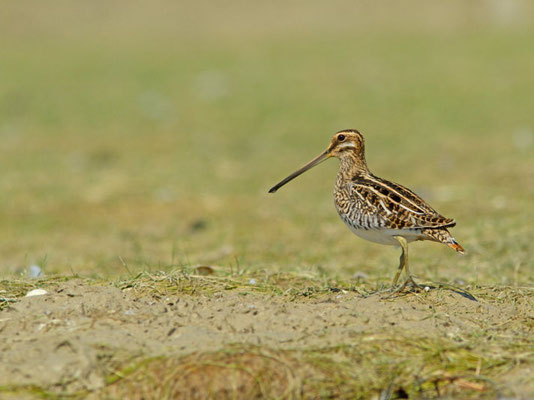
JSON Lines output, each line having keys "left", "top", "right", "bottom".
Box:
{"left": 0, "top": 1, "right": 533, "bottom": 398}
{"left": 1, "top": 2, "right": 533, "bottom": 283}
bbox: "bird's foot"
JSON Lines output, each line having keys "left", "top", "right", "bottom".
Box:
{"left": 383, "top": 276, "right": 422, "bottom": 298}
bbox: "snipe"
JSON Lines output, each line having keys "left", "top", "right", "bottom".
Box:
{"left": 269, "top": 129, "right": 465, "bottom": 291}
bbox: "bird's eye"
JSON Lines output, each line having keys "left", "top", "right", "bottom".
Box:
{"left": 338, "top": 134, "right": 346, "bottom": 141}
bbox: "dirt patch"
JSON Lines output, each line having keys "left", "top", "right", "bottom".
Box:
{"left": 0, "top": 279, "right": 533, "bottom": 398}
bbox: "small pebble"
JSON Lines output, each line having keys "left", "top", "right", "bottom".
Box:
{"left": 352, "top": 271, "right": 369, "bottom": 280}
{"left": 28, "top": 265, "right": 43, "bottom": 279}
{"left": 25, "top": 289, "right": 48, "bottom": 297}
{"left": 124, "top": 309, "right": 135, "bottom": 316}
{"left": 194, "top": 265, "right": 215, "bottom": 275}
{"left": 248, "top": 279, "right": 257, "bottom": 285}
{"left": 189, "top": 219, "right": 208, "bottom": 232}
{"left": 424, "top": 286, "right": 430, "bottom": 292}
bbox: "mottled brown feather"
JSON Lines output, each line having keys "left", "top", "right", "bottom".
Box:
{"left": 349, "top": 174, "right": 456, "bottom": 230}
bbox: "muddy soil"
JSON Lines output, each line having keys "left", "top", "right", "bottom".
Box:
{"left": 0, "top": 280, "right": 531, "bottom": 395}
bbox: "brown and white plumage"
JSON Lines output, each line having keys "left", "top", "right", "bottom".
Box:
{"left": 269, "top": 129, "right": 465, "bottom": 289}
{"left": 337, "top": 170, "right": 463, "bottom": 251}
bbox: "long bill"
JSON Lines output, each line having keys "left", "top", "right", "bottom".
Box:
{"left": 268, "top": 150, "right": 330, "bottom": 193}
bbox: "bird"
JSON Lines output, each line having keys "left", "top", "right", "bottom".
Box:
{"left": 268, "top": 129, "right": 465, "bottom": 291}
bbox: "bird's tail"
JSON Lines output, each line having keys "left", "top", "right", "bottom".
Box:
{"left": 447, "top": 239, "right": 466, "bottom": 254}
{"left": 423, "top": 228, "right": 466, "bottom": 254}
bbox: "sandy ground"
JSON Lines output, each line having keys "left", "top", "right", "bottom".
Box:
{"left": 1, "top": 279, "right": 532, "bottom": 398}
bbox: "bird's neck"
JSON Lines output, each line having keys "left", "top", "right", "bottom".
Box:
{"left": 337, "top": 152, "right": 370, "bottom": 181}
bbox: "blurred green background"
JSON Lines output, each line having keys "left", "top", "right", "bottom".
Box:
{"left": 1, "top": 1, "right": 532, "bottom": 284}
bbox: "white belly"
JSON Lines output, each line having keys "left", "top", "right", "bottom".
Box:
{"left": 340, "top": 215, "right": 423, "bottom": 246}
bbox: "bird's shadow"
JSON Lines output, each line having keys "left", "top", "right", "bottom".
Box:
{"left": 426, "top": 283, "right": 477, "bottom": 301}
{"left": 375, "top": 282, "right": 477, "bottom": 302}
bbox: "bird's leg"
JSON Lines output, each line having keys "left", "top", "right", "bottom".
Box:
{"left": 391, "top": 236, "right": 419, "bottom": 291}
{"left": 402, "top": 254, "right": 419, "bottom": 288}
{"left": 391, "top": 236, "right": 408, "bottom": 287}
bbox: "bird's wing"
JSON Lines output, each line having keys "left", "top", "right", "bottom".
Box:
{"left": 350, "top": 174, "right": 456, "bottom": 229}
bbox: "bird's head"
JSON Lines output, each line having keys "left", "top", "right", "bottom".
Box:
{"left": 326, "top": 129, "right": 365, "bottom": 159}
{"left": 268, "top": 129, "right": 366, "bottom": 193}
